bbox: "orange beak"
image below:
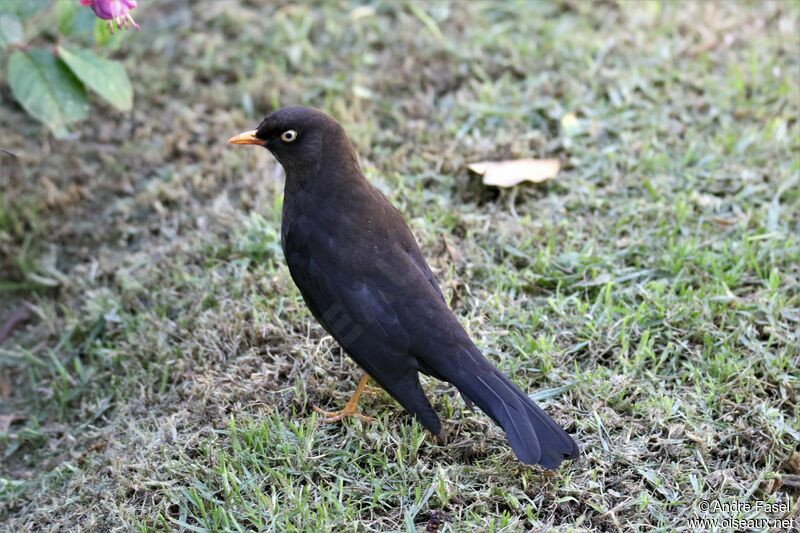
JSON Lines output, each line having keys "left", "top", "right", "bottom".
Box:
{"left": 227, "top": 130, "right": 264, "bottom": 146}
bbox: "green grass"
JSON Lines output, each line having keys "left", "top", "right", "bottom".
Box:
{"left": 1, "top": 1, "right": 799, "bottom": 531}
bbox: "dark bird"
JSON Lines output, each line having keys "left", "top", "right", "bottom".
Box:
{"left": 229, "top": 107, "right": 579, "bottom": 468}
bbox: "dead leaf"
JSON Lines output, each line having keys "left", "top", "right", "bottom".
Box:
{"left": 468, "top": 158, "right": 560, "bottom": 188}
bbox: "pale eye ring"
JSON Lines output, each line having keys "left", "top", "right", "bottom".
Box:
{"left": 281, "top": 130, "right": 298, "bottom": 143}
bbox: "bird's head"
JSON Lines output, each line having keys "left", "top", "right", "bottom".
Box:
{"left": 228, "top": 106, "right": 348, "bottom": 176}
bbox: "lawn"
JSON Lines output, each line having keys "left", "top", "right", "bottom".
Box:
{"left": 1, "top": 1, "right": 798, "bottom": 531}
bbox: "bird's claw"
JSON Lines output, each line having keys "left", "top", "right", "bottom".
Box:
{"left": 313, "top": 405, "right": 374, "bottom": 424}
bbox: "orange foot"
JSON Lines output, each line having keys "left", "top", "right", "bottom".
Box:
{"left": 313, "top": 373, "right": 375, "bottom": 423}
{"left": 313, "top": 406, "right": 374, "bottom": 423}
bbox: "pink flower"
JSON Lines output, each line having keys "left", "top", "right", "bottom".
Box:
{"left": 80, "top": 0, "right": 140, "bottom": 32}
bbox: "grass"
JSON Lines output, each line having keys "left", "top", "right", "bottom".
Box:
{"left": 1, "top": 0, "right": 799, "bottom": 531}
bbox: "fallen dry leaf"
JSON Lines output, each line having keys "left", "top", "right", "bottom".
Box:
{"left": 468, "top": 158, "right": 560, "bottom": 188}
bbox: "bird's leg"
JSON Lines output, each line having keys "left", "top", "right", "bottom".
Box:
{"left": 313, "top": 373, "right": 374, "bottom": 423}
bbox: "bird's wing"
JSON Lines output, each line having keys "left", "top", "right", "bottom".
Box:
{"left": 408, "top": 248, "right": 446, "bottom": 303}
{"left": 283, "top": 215, "right": 442, "bottom": 434}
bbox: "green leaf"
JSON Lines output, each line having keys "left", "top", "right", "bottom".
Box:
{"left": 58, "top": 45, "right": 133, "bottom": 112}
{"left": 56, "top": 1, "right": 95, "bottom": 38}
{"left": 7, "top": 49, "right": 89, "bottom": 137}
{"left": 0, "top": 12, "right": 23, "bottom": 49}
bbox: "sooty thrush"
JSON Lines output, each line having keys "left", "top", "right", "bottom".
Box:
{"left": 229, "top": 106, "right": 579, "bottom": 469}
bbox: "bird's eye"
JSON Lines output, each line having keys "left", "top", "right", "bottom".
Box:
{"left": 281, "top": 130, "right": 298, "bottom": 143}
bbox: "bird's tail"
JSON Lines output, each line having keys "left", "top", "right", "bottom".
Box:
{"left": 448, "top": 352, "right": 579, "bottom": 469}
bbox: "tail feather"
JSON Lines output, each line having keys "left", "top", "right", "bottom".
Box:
{"left": 449, "top": 354, "right": 578, "bottom": 469}
{"left": 495, "top": 370, "right": 579, "bottom": 458}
